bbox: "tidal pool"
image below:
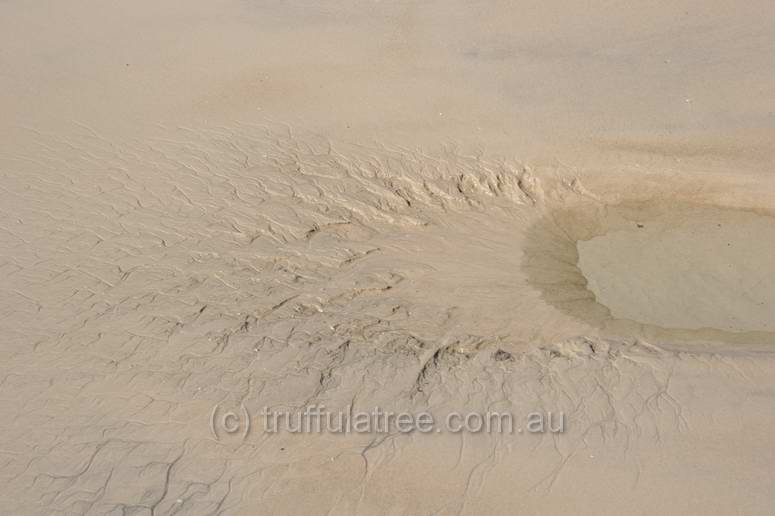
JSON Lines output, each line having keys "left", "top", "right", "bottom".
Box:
{"left": 523, "top": 200, "right": 775, "bottom": 342}
{"left": 576, "top": 206, "right": 775, "bottom": 332}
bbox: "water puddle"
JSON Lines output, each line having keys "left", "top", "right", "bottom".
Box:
{"left": 523, "top": 200, "right": 775, "bottom": 344}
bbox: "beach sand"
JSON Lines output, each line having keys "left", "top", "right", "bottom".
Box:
{"left": 2, "top": 1, "right": 775, "bottom": 514}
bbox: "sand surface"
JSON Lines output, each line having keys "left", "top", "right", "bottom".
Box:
{"left": 2, "top": 1, "right": 775, "bottom": 515}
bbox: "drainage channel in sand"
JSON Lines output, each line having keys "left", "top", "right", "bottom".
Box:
{"left": 523, "top": 201, "right": 775, "bottom": 344}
